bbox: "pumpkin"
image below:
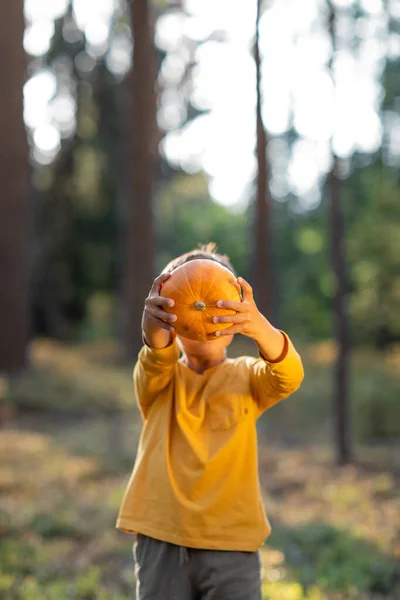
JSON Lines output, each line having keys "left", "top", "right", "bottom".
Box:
{"left": 160, "top": 259, "right": 241, "bottom": 341}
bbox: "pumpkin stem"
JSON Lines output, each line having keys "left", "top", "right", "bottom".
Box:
{"left": 194, "top": 301, "right": 206, "bottom": 311}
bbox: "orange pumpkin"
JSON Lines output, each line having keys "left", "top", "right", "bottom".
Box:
{"left": 160, "top": 259, "right": 241, "bottom": 341}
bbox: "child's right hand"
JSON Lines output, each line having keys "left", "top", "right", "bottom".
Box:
{"left": 142, "top": 273, "right": 177, "bottom": 349}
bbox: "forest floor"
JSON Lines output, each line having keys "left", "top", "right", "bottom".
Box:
{"left": 0, "top": 338, "right": 399, "bottom": 599}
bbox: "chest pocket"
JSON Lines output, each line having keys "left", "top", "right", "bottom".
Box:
{"left": 208, "top": 394, "right": 246, "bottom": 431}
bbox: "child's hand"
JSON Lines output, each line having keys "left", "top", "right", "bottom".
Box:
{"left": 210, "top": 277, "right": 265, "bottom": 340}
{"left": 210, "top": 277, "right": 285, "bottom": 360}
{"left": 142, "top": 273, "right": 177, "bottom": 349}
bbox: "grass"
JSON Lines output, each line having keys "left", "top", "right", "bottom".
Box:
{"left": 258, "top": 446, "right": 400, "bottom": 599}
{"left": 0, "top": 428, "right": 398, "bottom": 599}
{"left": 0, "top": 337, "right": 399, "bottom": 599}
{"left": 3, "top": 339, "right": 133, "bottom": 415}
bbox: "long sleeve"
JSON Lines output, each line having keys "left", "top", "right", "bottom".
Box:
{"left": 133, "top": 339, "right": 180, "bottom": 419}
{"left": 249, "top": 331, "right": 304, "bottom": 417}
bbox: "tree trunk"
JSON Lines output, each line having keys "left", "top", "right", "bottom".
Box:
{"left": 0, "top": 0, "right": 29, "bottom": 372}
{"left": 328, "top": 2, "right": 352, "bottom": 465}
{"left": 253, "top": 0, "right": 273, "bottom": 320}
{"left": 123, "top": 0, "right": 157, "bottom": 358}
{"left": 327, "top": 163, "right": 351, "bottom": 465}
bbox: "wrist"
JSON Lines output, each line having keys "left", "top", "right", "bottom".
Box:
{"left": 142, "top": 328, "right": 174, "bottom": 350}
{"left": 252, "top": 314, "right": 275, "bottom": 344}
{"left": 253, "top": 316, "right": 285, "bottom": 361}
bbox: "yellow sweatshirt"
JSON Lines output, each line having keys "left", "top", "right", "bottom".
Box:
{"left": 116, "top": 332, "right": 304, "bottom": 551}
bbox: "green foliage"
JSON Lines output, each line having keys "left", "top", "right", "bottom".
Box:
{"left": 30, "top": 513, "right": 84, "bottom": 540}
{"left": 7, "top": 340, "right": 133, "bottom": 414}
{"left": 261, "top": 582, "right": 326, "bottom": 600}
{"left": 347, "top": 168, "right": 400, "bottom": 347}
{"left": 351, "top": 363, "right": 400, "bottom": 441}
{"left": 155, "top": 172, "right": 251, "bottom": 279}
{"left": 153, "top": 163, "right": 400, "bottom": 348}
{"left": 268, "top": 522, "right": 400, "bottom": 597}
{"left": 0, "top": 568, "right": 129, "bottom": 600}
{"left": 253, "top": 340, "right": 400, "bottom": 445}
{"left": 21, "top": 0, "right": 399, "bottom": 352}
{"left": 31, "top": 16, "right": 121, "bottom": 341}
{"left": 0, "top": 539, "right": 38, "bottom": 577}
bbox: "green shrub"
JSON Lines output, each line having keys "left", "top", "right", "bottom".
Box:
{"left": 268, "top": 522, "right": 400, "bottom": 597}
{"left": 30, "top": 513, "right": 83, "bottom": 540}
{"left": 0, "top": 570, "right": 130, "bottom": 600}
{"left": 352, "top": 370, "right": 400, "bottom": 441}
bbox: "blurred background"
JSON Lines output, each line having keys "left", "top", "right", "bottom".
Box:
{"left": 0, "top": 0, "right": 399, "bottom": 598}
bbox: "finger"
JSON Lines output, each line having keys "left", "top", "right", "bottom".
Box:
{"left": 237, "top": 277, "right": 253, "bottom": 301}
{"left": 212, "top": 313, "right": 249, "bottom": 324}
{"left": 147, "top": 316, "right": 175, "bottom": 332}
{"left": 150, "top": 272, "right": 171, "bottom": 295}
{"left": 215, "top": 300, "right": 247, "bottom": 312}
{"left": 208, "top": 325, "right": 243, "bottom": 337}
{"left": 146, "top": 295, "right": 174, "bottom": 308}
{"left": 147, "top": 306, "right": 177, "bottom": 322}
{"left": 231, "top": 278, "right": 243, "bottom": 297}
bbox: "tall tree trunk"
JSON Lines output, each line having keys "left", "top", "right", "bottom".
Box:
{"left": 328, "top": 3, "right": 352, "bottom": 465}
{"left": 0, "top": 0, "right": 29, "bottom": 372}
{"left": 123, "top": 0, "right": 157, "bottom": 358}
{"left": 253, "top": 0, "right": 273, "bottom": 320}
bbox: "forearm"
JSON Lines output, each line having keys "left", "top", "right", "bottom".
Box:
{"left": 143, "top": 328, "right": 174, "bottom": 349}
{"left": 134, "top": 340, "right": 180, "bottom": 417}
{"left": 251, "top": 330, "right": 304, "bottom": 415}
{"left": 141, "top": 309, "right": 175, "bottom": 349}
{"left": 252, "top": 315, "right": 286, "bottom": 362}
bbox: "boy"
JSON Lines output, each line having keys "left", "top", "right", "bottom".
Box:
{"left": 116, "top": 244, "right": 304, "bottom": 600}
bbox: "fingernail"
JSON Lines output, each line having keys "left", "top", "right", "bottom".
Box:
{"left": 168, "top": 300, "right": 174, "bottom": 307}
{"left": 213, "top": 317, "right": 220, "bottom": 323}
{"left": 216, "top": 301, "right": 223, "bottom": 308}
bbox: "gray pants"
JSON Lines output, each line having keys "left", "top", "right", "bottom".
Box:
{"left": 133, "top": 534, "right": 262, "bottom": 600}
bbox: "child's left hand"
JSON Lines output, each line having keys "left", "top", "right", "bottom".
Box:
{"left": 209, "top": 277, "right": 267, "bottom": 340}
{"left": 209, "top": 277, "right": 286, "bottom": 361}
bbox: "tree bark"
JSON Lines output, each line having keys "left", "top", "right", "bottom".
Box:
{"left": 0, "top": 0, "right": 29, "bottom": 372}
{"left": 328, "top": 3, "right": 352, "bottom": 465}
{"left": 123, "top": 0, "right": 157, "bottom": 358}
{"left": 327, "top": 163, "right": 351, "bottom": 465}
{"left": 253, "top": 0, "right": 273, "bottom": 320}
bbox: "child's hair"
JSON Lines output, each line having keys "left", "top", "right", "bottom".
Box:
{"left": 162, "top": 242, "right": 236, "bottom": 275}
